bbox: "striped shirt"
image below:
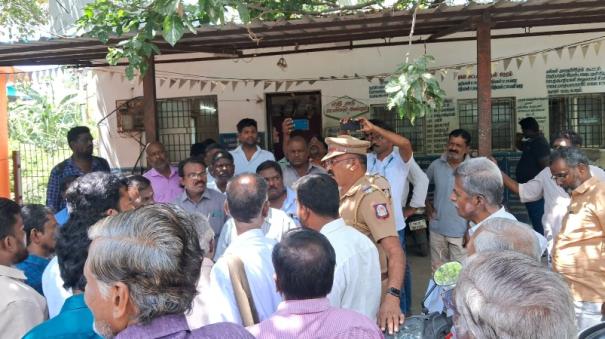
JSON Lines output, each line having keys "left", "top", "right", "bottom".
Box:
{"left": 247, "top": 298, "right": 383, "bottom": 339}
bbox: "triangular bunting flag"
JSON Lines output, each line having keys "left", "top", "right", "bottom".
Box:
{"left": 594, "top": 41, "right": 602, "bottom": 55}
{"left": 465, "top": 66, "right": 472, "bottom": 76}
{"left": 232, "top": 81, "right": 238, "bottom": 91}
{"left": 295, "top": 81, "right": 303, "bottom": 87}
{"left": 440, "top": 72, "right": 445, "bottom": 82}
{"left": 275, "top": 81, "right": 283, "bottom": 91}
{"left": 555, "top": 47, "right": 564, "bottom": 59}
{"left": 542, "top": 52, "right": 548, "bottom": 64}
{"left": 178, "top": 79, "right": 187, "bottom": 89}
{"left": 254, "top": 80, "right": 261, "bottom": 87}
{"left": 503, "top": 58, "right": 512, "bottom": 70}
{"left": 159, "top": 79, "right": 166, "bottom": 87}
{"left": 528, "top": 54, "right": 537, "bottom": 67}
{"left": 285, "top": 81, "right": 293, "bottom": 91}
{"left": 169, "top": 79, "right": 177, "bottom": 88}
{"left": 568, "top": 46, "right": 577, "bottom": 59}
{"left": 210, "top": 81, "right": 217, "bottom": 91}
{"left": 109, "top": 72, "right": 115, "bottom": 80}
{"left": 378, "top": 78, "right": 385, "bottom": 85}
{"left": 491, "top": 62, "right": 497, "bottom": 73}
{"left": 581, "top": 44, "right": 590, "bottom": 58}
{"left": 366, "top": 76, "right": 374, "bottom": 82}
{"left": 200, "top": 81, "right": 207, "bottom": 91}
{"left": 190, "top": 80, "right": 197, "bottom": 90}
{"left": 219, "top": 81, "right": 228, "bottom": 92}
{"left": 308, "top": 80, "right": 316, "bottom": 85}
{"left": 264, "top": 81, "right": 272, "bottom": 90}
{"left": 516, "top": 57, "right": 523, "bottom": 69}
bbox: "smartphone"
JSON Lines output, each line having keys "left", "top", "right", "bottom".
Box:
{"left": 340, "top": 120, "right": 361, "bottom": 131}
{"left": 292, "top": 118, "right": 309, "bottom": 131}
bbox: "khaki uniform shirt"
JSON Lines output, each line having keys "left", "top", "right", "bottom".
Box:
{"left": 0, "top": 265, "right": 48, "bottom": 338}
{"left": 339, "top": 175, "right": 398, "bottom": 280}
{"left": 552, "top": 176, "right": 605, "bottom": 302}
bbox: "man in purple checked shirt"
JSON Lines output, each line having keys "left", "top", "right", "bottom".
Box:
{"left": 143, "top": 142, "right": 183, "bottom": 203}
{"left": 83, "top": 204, "right": 252, "bottom": 339}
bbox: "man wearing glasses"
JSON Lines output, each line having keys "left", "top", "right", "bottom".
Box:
{"left": 498, "top": 130, "right": 605, "bottom": 254}
{"left": 174, "top": 156, "right": 227, "bottom": 235}
{"left": 322, "top": 135, "right": 405, "bottom": 336}
{"left": 549, "top": 147, "right": 605, "bottom": 332}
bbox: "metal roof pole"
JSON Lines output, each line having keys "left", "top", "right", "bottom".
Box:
{"left": 0, "top": 68, "right": 11, "bottom": 198}
{"left": 477, "top": 14, "right": 492, "bottom": 156}
{"left": 143, "top": 57, "right": 158, "bottom": 144}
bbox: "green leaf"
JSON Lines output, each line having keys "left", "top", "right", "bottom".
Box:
{"left": 237, "top": 3, "right": 251, "bottom": 23}
{"left": 162, "top": 14, "right": 185, "bottom": 46}
{"left": 154, "top": 0, "right": 181, "bottom": 16}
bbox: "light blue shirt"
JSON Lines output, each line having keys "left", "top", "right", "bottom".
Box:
{"left": 367, "top": 149, "right": 409, "bottom": 231}
{"left": 426, "top": 154, "right": 469, "bottom": 237}
{"left": 230, "top": 145, "right": 275, "bottom": 175}
{"left": 281, "top": 188, "right": 299, "bottom": 225}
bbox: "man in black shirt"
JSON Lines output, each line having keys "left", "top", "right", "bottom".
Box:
{"left": 515, "top": 117, "right": 550, "bottom": 235}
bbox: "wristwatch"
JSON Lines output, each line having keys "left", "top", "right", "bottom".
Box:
{"left": 386, "top": 287, "right": 401, "bottom": 298}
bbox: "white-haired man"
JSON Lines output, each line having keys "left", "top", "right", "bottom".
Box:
{"left": 450, "top": 157, "right": 547, "bottom": 254}
{"left": 83, "top": 204, "right": 252, "bottom": 338}
{"left": 454, "top": 251, "right": 576, "bottom": 338}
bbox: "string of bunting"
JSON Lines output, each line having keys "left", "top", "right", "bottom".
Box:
{"left": 2, "top": 35, "right": 604, "bottom": 91}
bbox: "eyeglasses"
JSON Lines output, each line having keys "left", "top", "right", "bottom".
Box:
{"left": 186, "top": 172, "right": 207, "bottom": 179}
{"left": 324, "top": 157, "right": 357, "bottom": 168}
{"left": 551, "top": 171, "right": 569, "bottom": 180}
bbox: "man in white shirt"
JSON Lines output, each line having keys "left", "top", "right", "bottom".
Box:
{"left": 361, "top": 118, "right": 413, "bottom": 315}
{"left": 0, "top": 198, "right": 47, "bottom": 338}
{"left": 230, "top": 118, "right": 275, "bottom": 175}
{"left": 450, "top": 157, "right": 547, "bottom": 253}
{"left": 498, "top": 130, "right": 605, "bottom": 253}
{"left": 256, "top": 160, "right": 298, "bottom": 223}
{"left": 209, "top": 173, "right": 282, "bottom": 325}
{"left": 214, "top": 207, "right": 297, "bottom": 260}
{"left": 402, "top": 157, "right": 429, "bottom": 217}
{"left": 294, "top": 173, "right": 381, "bottom": 320}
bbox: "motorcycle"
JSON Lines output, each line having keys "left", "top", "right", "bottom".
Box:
{"left": 385, "top": 261, "right": 462, "bottom": 339}
{"left": 405, "top": 208, "right": 429, "bottom": 257}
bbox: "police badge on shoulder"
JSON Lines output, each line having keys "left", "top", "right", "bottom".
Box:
{"left": 373, "top": 203, "right": 389, "bottom": 219}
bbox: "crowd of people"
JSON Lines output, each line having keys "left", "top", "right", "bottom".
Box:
{"left": 0, "top": 116, "right": 603, "bottom": 338}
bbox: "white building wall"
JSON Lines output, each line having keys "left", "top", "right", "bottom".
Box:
{"left": 90, "top": 31, "right": 605, "bottom": 169}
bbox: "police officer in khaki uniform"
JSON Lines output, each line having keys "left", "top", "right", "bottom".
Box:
{"left": 322, "top": 135, "right": 406, "bottom": 335}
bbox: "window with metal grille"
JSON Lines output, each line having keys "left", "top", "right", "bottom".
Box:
{"left": 549, "top": 94, "right": 604, "bottom": 148}
{"left": 370, "top": 105, "right": 425, "bottom": 153}
{"left": 457, "top": 97, "right": 516, "bottom": 150}
{"left": 156, "top": 96, "right": 218, "bottom": 163}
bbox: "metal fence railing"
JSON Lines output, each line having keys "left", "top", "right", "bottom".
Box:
{"left": 13, "top": 144, "right": 72, "bottom": 205}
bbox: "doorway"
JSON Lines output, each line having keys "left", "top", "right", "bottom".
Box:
{"left": 266, "top": 91, "right": 322, "bottom": 159}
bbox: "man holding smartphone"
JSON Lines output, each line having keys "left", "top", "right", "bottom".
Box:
{"left": 280, "top": 118, "right": 326, "bottom": 189}
{"left": 359, "top": 118, "right": 414, "bottom": 316}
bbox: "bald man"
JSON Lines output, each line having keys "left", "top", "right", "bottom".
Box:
{"left": 466, "top": 217, "right": 542, "bottom": 260}
{"left": 143, "top": 142, "right": 183, "bottom": 202}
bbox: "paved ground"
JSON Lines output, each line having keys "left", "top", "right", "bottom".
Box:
{"left": 406, "top": 241, "right": 433, "bottom": 315}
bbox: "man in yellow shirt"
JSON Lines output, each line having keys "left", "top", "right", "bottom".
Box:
{"left": 550, "top": 147, "right": 605, "bottom": 331}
